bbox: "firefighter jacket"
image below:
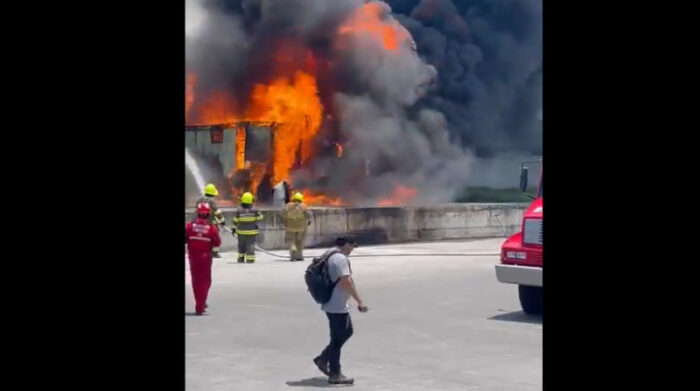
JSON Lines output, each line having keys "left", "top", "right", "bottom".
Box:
{"left": 232, "top": 206, "right": 263, "bottom": 236}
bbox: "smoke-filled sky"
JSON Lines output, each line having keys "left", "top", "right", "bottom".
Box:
{"left": 389, "top": 0, "right": 542, "bottom": 156}
{"left": 186, "top": 0, "right": 541, "bottom": 203}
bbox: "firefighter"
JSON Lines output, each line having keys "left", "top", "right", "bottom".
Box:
{"left": 185, "top": 202, "right": 221, "bottom": 315}
{"left": 283, "top": 192, "right": 312, "bottom": 261}
{"left": 196, "top": 183, "right": 226, "bottom": 258}
{"left": 232, "top": 192, "right": 263, "bottom": 263}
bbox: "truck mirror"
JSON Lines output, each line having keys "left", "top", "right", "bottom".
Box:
{"left": 519, "top": 166, "right": 529, "bottom": 192}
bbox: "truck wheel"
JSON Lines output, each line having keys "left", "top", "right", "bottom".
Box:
{"left": 518, "top": 285, "right": 543, "bottom": 315}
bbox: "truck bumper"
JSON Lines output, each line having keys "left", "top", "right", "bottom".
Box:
{"left": 495, "top": 264, "right": 542, "bottom": 287}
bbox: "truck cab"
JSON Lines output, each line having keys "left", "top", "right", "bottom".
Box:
{"left": 496, "top": 160, "right": 542, "bottom": 314}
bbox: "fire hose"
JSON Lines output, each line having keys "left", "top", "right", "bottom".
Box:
{"left": 220, "top": 225, "right": 499, "bottom": 259}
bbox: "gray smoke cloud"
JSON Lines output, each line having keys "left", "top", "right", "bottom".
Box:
{"left": 186, "top": 0, "right": 541, "bottom": 204}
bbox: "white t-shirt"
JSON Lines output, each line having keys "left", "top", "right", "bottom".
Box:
{"left": 321, "top": 252, "right": 352, "bottom": 313}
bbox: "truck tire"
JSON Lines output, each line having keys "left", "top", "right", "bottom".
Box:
{"left": 518, "top": 285, "right": 543, "bottom": 315}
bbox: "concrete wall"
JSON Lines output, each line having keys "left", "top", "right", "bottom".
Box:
{"left": 186, "top": 203, "right": 527, "bottom": 251}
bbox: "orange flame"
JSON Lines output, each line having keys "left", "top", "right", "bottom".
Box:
{"left": 196, "top": 91, "right": 239, "bottom": 125}
{"left": 248, "top": 161, "right": 269, "bottom": 196}
{"left": 234, "top": 126, "right": 246, "bottom": 170}
{"left": 301, "top": 189, "right": 345, "bottom": 206}
{"left": 187, "top": 70, "right": 323, "bottom": 188}
{"left": 377, "top": 184, "right": 418, "bottom": 206}
{"left": 245, "top": 71, "right": 323, "bottom": 184}
{"left": 338, "top": 2, "right": 411, "bottom": 51}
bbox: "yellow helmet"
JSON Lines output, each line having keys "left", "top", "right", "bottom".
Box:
{"left": 240, "top": 192, "right": 254, "bottom": 204}
{"left": 292, "top": 192, "right": 303, "bottom": 202}
{"left": 204, "top": 183, "right": 218, "bottom": 197}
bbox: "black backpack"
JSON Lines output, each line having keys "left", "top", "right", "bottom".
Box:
{"left": 305, "top": 249, "right": 341, "bottom": 304}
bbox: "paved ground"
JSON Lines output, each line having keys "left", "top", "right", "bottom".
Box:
{"left": 186, "top": 238, "right": 542, "bottom": 390}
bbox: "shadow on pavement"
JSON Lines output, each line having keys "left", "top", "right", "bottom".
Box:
{"left": 286, "top": 377, "right": 347, "bottom": 388}
{"left": 489, "top": 311, "right": 542, "bottom": 325}
{"left": 184, "top": 312, "right": 206, "bottom": 317}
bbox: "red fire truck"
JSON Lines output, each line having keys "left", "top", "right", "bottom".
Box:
{"left": 496, "top": 160, "right": 542, "bottom": 314}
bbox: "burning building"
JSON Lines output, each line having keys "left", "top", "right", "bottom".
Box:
{"left": 185, "top": 0, "right": 542, "bottom": 206}
{"left": 186, "top": 120, "right": 324, "bottom": 204}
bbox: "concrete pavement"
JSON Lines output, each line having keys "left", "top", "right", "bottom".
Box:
{"left": 186, "top": 238, "right": 542, "bottom": 390}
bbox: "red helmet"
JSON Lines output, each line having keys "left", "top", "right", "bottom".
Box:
{"left": 196, "top": 202, "right": 211, "bottom": 217}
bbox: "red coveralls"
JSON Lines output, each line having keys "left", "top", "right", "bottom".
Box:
{"left": 185, "top": 217, "right": 221, "bottom": 314}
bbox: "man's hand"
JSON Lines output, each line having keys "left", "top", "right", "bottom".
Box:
{"left": 358, "top": 303, "right": 369, "bottom": 313}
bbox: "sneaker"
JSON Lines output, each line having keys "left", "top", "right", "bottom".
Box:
{"left": 328, "top": 374, "right": 354, "bottom": 385}
{"left": 237, "top": 258, "right": 245, "bottom": 263}
{"left": 313, "top": 357, "right": 330, "bottom": 376}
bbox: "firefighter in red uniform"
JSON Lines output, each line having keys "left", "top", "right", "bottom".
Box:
{"left": 185, "top": 202, "right": 222, "bottom": 315}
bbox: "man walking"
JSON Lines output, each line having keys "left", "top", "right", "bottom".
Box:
{"left": 313, "top": 237, "right": 368, "bottom": 385}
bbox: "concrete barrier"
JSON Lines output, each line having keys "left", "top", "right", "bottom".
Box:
{"left": 185, "top": 203, "right": 527, "bottom": 251}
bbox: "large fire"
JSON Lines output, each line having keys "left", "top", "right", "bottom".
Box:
{"left": 188, "top": 71, "right": 322, "bottom": 196}
{"left": 186, "top": 2, "right": 418, "bottom": 206}
{"left": 246, "top": 71, "right": 322, "bottom": 185}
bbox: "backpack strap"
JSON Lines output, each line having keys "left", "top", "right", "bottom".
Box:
{"left": 322, "top": 248, "right": 344, "bottom": 284}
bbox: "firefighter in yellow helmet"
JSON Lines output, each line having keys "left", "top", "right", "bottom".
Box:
{"left": 283, "top": 192, "right": 312, "bottom": 261}
{"left": 232, "top": 192, "right": 263, "bottom": 263}
{"left": 196, "top": 183, "right": 226, "bottom": 258}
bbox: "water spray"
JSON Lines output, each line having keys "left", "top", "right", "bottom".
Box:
{"left": 185, "top": 148, "right": 206, "bottom": 195}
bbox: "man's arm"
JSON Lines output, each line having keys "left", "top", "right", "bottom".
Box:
{"left": 338, "top": 275, "right": 364, "bottom": 307}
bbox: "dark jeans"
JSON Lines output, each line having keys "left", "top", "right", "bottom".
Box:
{"left": 318, "top": 312, "right": 354, "bottom": 375}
